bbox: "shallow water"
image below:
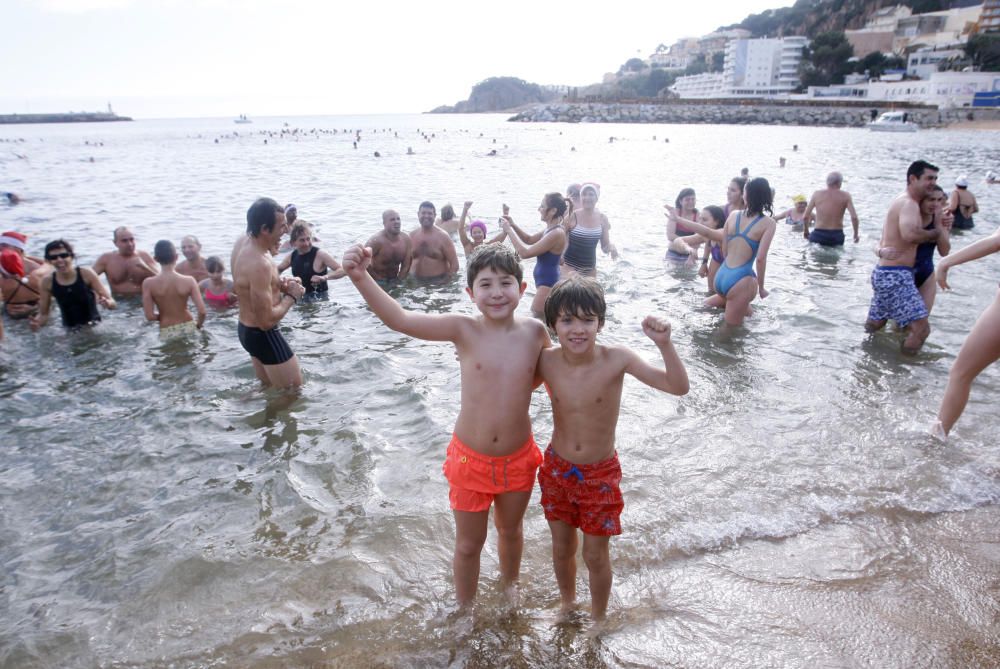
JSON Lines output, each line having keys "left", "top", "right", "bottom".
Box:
{"left": 2, "top": 115, "right": 1000, "bottom": 668}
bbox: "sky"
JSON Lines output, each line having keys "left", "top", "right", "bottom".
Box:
{"left": 3, "top": 0, "right": 795, "bottom": 118}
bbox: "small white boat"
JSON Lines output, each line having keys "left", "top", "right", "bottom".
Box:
{"left": 868, "top": 111, "right": 918, "bottom": 132}
{"left": 234, "top": 114, "right": 252, "bottom": 124}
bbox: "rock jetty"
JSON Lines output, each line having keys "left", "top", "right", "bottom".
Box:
{"left": 0, "top": 112, "right": 132, "bottom": 125}
{"left": 508, "top": 102, "right": 996, "bottom": 128}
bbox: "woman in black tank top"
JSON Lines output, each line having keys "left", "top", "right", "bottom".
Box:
{"left": 30, "top": 239, "right": 116, "bottom": 330}
{"left": 277, "top": 222, "right": 346, "bottom": 297}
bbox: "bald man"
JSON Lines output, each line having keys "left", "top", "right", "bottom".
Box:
{"left": 176, "top": 235, "right": 210, "bottom": 282}
{"left": 803, "top": 171, "right": 860, "bottom": 246}
{"left": 365, "top": 209, "right": 413, "bottom": 280}
{"left": 92, "top": 227, "right": 159, "bottom": 296}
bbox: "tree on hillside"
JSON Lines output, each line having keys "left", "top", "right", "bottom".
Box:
{"left": 853, "top": 51, "right": 906, "bottom": 78}
{"left": 799, "top": 31, "right": 854, "bottom": 87}
{"left": 966, "top": 34, "right": 1000, "bottom": 72}
{"left": 619, "top": 57, "right": 649, "bottom": 75}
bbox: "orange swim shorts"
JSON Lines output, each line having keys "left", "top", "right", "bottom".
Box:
{"left": 442, "top": 434, "right": 542, "bottom": 513}
{"left": 538, "top": 445, "right": 623, "bottom": 536}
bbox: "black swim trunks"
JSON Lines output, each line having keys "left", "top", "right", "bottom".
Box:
{"left": 238, "top": 323, "right": 294, "bottom": 365}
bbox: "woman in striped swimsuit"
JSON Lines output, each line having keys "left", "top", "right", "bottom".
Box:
{"left": 561, "top": 183, "right": 617, "bottom": 278}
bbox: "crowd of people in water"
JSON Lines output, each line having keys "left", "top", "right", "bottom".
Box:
{"left": 1, "top": 160, "right": 997, "bottom": 622}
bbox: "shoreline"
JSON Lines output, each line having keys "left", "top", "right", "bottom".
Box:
{"left": 944, "top": 119, "right": 1000, "bottom": 130}
{"left": 0, "top": 112, "right": 132, "bottom": 125}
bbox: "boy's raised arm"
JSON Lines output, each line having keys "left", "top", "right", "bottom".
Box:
{"left": 624, "top": 316, "right": 689, "bottom": 395}
{"left": 343, "top": 244, "right": 462, "bottom": 342}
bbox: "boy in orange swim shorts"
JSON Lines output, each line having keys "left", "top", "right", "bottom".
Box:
{"left": 537, "top": 276, "right": 689, "bottom": 621}
{"left": 343, "top": 241, "right": 550, "bottom": 608}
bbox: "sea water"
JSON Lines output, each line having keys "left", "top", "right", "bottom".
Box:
{"left": 1, "top": 114, "right": 999, "bottom": 668}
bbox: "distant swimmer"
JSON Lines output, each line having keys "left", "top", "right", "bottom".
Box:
{"left": 31, "top": 239, "right": 116, "bottom": 330}
{"left": 92, "top": 227, "right": 160, "bottom": 297}
{"left": 0, "top": 231, "right": 43, "bottom": 318}
{"left": 407, "top": 147, "right": 415, "bottom": 155}
{"left": 802, "top": 171, "right": 860, "bottom": 246}
{"left": 772, "top": 194, "right": 811, "bottom": 230}
{"left": 176, "top": 235, "right": 210, "bottom": 282}
{"left": 365, "top": 209, "right": 412, "bottom": 281}
{"left": 986, "top": 170, "right": 998, "bottom": 185}
{"left": 3, "top": 192, "right": 19, "bottom": 205}
{"left": 949, "top": 175, "right": 978, "bottom": 230}
{"left": 864, "top": 160, "right": 941, "bottom": 354}
{"left": 409, "top": 201, "right": 458, "bottom": 280}
{"left": 142, "top": 240, "right": 206, "bottom": 339}
{"left": 232, "top": 197, "right": 306, "bottom": 388}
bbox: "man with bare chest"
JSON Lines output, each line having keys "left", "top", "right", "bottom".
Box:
{"left": 92, "top": 227, "right": 159, "bottom": 296}
{"left": 802, "top": 172, "right": 860, "bottom": 246}
{"left": 366, "top": 209, "right": 412, "bottom": 281}
{"left": 409, "top": 201, "right": 458, "bottom": 280}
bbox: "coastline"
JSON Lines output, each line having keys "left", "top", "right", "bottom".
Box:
{"left": 944, "top": 119, "right": 1000, "bottom": 130}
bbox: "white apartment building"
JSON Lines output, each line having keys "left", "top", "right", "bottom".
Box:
{"left": 906, "top": 47, "right": 965, "bottom": 78}
{"left": 806, "top": 71, "right": 1000, "bottom": 107}
{"left": 671, "top": 36, "right": 808, "bottom": 98}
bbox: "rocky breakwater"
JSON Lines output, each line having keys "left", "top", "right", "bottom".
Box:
{"left": 509, "top": 102, "right": 951, "bottom": 128}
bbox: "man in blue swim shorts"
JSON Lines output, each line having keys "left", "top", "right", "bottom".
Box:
{"left": 803, "top": 171, "right": 860, "bottom": 246}
{"left": 865, "top": 160, "right": 942, "bottom": 354}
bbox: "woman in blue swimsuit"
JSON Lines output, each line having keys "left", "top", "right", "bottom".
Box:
{"left": 502, "top": 192, "right": 569, "bottom": 317}
{"left": 709, "top": 178, "right": 777, "bottom": 326}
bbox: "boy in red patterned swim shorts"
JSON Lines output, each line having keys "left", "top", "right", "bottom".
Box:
{"left": 537, "top": 276, "right": 689, "bottom": 620}
{"left": 342, "top": 242, "right": 550, "bottom": 609}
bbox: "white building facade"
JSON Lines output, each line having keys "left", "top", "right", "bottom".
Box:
{"left": 671, "top": 36, "right": 808, "bottom": 98}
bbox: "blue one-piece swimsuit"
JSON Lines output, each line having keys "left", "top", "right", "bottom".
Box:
{"left": 714, "top": 212, "right": 764, "bottom": 297}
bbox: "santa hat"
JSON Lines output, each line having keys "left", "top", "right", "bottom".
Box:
{"left": 0, "top": 231, "right": 27, "bottom": 251}
{"left": 0, "top": 248, "right": 25, "bottom": 277}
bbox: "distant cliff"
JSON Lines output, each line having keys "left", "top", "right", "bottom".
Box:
{"left": 430, "top": 77, "right": 562, "bottom": 113}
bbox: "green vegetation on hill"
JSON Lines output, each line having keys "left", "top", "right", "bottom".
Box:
{"left": 430, "top": 77, "right": 561, "bottom": 113}
{"left": 723, "top": 0, "right": 948, "bottom": 38}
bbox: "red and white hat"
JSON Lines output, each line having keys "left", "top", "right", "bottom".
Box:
{"left": 0, "top": 231, "right": 27, "bottom": 251}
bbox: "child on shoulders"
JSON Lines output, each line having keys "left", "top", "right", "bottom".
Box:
{"left": 341, "top": 241, "right": 551, "bottom": 608}
{"left": 536, "top": 276, "right": 688, "bottom": 621}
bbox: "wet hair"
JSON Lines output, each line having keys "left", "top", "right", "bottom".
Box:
{"left": 675, "top": 187, "right": 696, "bottom": 210}
{"left": 544, "top": 275, "right": 606, "bottom": 329}
{"left": 744, "top": 177, "right": 774, "bottom": 216}
{"left": 154, "top": 239, "right": 179, "bottom": 264}
{"left": 441, "top": 204, "right": 455, "bottom": 221}
{"left": 907, "top": 160, "right": 939, "bottom": 181}
{"left": 154, "top": 239, "right": 177, "bottom": 264}
{"left": 730, "top": 176, "right": 748, "bottom": 193}
{"left": 703, "top": 205, "right": 726, "bottom": 228}
{"left": 466, "top": 242, "right": 522, "bottom": 289}
{"left": 289, "top": 221, "right": 312, "bottom": 243}
{"left": 543, "top": 192, "right": 572, "bottom": 220}
{"left": 418, "top": 200, "right": 436, "bottom": 214}
{"left": 246, "top": 197, "right": 283, "bottom": 237}
{"left": 205, "top": 256, "right": 224, "bottom": 273}
{"left": 44, "top": 239, "right": 74, "bottom": 258}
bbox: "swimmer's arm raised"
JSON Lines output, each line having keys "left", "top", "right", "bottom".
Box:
{"left": 502, "top": 220, "right": 564, "bottom": 259}
{"left": 343, "top": 244, "right": 462, "bottom": 341}
{"left": 506, "top": 217, "right": 544, "bottom": 244}
{"left": 624, "top": 317, "right": 689, "bottom": 395}
{"left": 458, "top": 201, "right": 473, "bottom": 250}
{"left": 676, "top": 216, "right": 724, "bottom": 243}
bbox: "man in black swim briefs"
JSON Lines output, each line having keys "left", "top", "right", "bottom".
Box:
{"left": 231, "top": 197, "right": 306, "bottom": 388}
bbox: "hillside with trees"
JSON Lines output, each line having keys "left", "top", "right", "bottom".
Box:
{"left": 430, "top": 77, "right": 561, "bottom": 113}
